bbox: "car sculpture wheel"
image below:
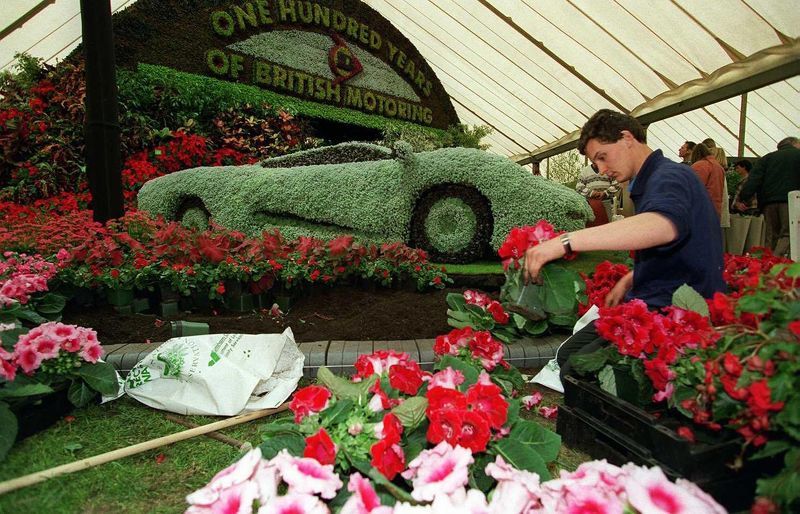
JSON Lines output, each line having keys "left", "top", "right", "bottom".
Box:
{"left": 410, "top": 184, "right": 493, "bottom": 263}
{"left": 175, "top": 197, "right": 212, "bottom": 231}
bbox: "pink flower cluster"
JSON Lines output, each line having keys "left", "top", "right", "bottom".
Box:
{"left": 463, "top": 290, "right": 509, "bottom": 324}
{"left": 188, "top": 447, "right": 726, "bottom": 514}
{"left": 0, "top": 322, "right": 102, "bottom": 380}
{"left": 185, "top": 448, "right": 342, "bottom": 514}
{"left": 531, "top": 460, "right": 727, "bottom": 514}
{"left": 0, "top": 252, "right": 58, "bottom": 307}
{"left": 434, "top": 327, "right": 509, "bottom": 371}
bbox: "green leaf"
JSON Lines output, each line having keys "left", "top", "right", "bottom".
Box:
{"left": 505, "top": 398, "right": 521, "bottom": 428}
{"left": 671, "top": 284, "right": 710, "bottom": 317}
{"left": 446, "top": 309, "right": 471, "bottom": 322}
{"left": 469, "top": 452, "right": 495, "bottom": 492}
{"left": 509, "top": 419, "right": 561, "bottom": 462}
{"left": 755, "top": 448, "right": 800, "bottom": 505}
{"left": 0, "top": 382, "right": 53, "bottom": 399}
{"left": 548, "top": 314, "right": 577, "bottom": 327}
{"left": 68, "top": 380, "right": 96, "bottom": 407}
{"left": 434, "top": 355, "right": 480, "bottom": 386}
{"left": 737, "top": 293, "right": 772, "bottom": 315}
{"left": 391, "top": 396, "right": 427, "bottom": 430}
{"left": 712, "top": 392, "right": 741, "bottom": 420}
{"left": 491, "top": 437, "right": 550, "bottom": 480}
{"left": 783, "top": 262, "right": 800, "bottom": 278}
{"left": 490, "top": 366, "right": 525, "bottom": 396}
{"left": 751, "top": 440, "right": 791, "bottom": 460}
{"left": 445, "top": 292, "right": 467, "bottom": 311}
{"left": 524, "top": 319, "right": 548, "bottom": 336}
{"left": 0, "top": 402, "right": 18, "bottom": 462}
{"left": 598, "top": 365, "right": 617, "bottom": 396}
{"left": 511, "top": 312, "right": 528, "bottom": 330}
{"left": 320, "top": 399, "right": 353, "bottom": 426}
{"left": 15, "top": 309, "right": 47, "bottom": 324}
{"left": 316, "top": 367, "right": 375, "bottom": 402}
{"left": 259, "top": 433, "right": 306, "bottom": 459}
{"left": 403, "top": 425, "right": 427, "bottom": 464}
{"left": 570, "top": 347, "right": 614, "bottom": 375}
{"left": 35, "top": 293, "right": 67, "bottom": 315}
{"left": 76, "top": 362, "right": 120, "bottom": 396}
{"left": 541, "top": 265, "right": 579, "bottom": 315}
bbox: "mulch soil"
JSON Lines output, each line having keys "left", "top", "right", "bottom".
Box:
{"left": 62, "top": 285, "right": 472, "bottom": 346}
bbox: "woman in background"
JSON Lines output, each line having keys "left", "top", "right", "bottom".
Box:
{"left": 691, "top": 143, "right": 725, "bottom": 220}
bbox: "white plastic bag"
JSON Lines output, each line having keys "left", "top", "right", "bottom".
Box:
{"left": 530, "top": 305, "right": 600, "bottom": 393}
{"left": 124, "top": 327, "right": 303, "bottom": 416}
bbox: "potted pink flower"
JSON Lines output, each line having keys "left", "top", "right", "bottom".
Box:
{"left": 0, "top": 321, "right": 119, "bottom": 461}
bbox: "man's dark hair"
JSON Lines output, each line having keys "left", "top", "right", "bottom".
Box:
{"left": 734, "top": 159, "right": 752, "bottom": 172}
{"left": 777, "top": 136, "right": 798, "bottom": 149}
{"left": 685, "top": 141, "right": 696, "bottom": 150}
{"left": 578, "top": 109, "right": 646, "bottom": 155}
{"left": 690, "top": 143, "right": 712, "bottom": 163}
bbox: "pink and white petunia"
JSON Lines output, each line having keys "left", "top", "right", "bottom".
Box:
{"left": 624, "top": 464, "right": 724, "bottom": 514}
{"left": 186, "top": 447, "right": 267, "bottom": 506}
{"left": 402, "top": 442, "right": 473, "bottom": 502}
{"left": 431, "top": 488, "right": 491, "bottom": 513}
{"left": 257, "top": 492, "right": 330, "bottom": 514}
{"left": 426, "top": 367, "right": 465, "bottom": 390}
{"left": 185, "top": 480, "right": 258, "bottom": 514}
{"left": 340, "top": 472, "right": 393, "bottom": 514}
{"left": 272, "top": 450, "right": 343, "bottom": 499}
{"left": 521, "top": 392, "right": 543, "bottom": 410}
{"left": 485, "top": 455, "right": 542, "bottom": 513}
{"left": 392, "top": 502, "right": 434, "bottom": 513}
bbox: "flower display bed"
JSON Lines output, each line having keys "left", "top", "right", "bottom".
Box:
{"left": 558, "top": 375, "right": 779, "bottom": 512}
{"left": 61, "top": 285, "right": 462, "bottom": 347}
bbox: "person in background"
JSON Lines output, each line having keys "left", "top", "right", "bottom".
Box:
{"left": 575, "top": 163, "right": 620, "bottom": 226}
{"left": 522, "top": 110, "right": 724, "bottom": 378}
{"left": 678, "top": 141, "right": 695, "bottom": 164}
{"left": 735, "top": 136, "right": 800, "bottom": 257}
{"left": 690, "top": 143, "right": 725, "bottom": 219}
{"left": 731, "top": 160, "right": 757, "bottom": 213}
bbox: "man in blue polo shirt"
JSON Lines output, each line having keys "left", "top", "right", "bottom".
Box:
{"left": 523, "top": 109, "right": 725, "bottom": 376}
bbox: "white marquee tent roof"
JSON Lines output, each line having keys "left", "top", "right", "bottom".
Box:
{"left": 2, "top": 0, "right": 798, "bottom": 161}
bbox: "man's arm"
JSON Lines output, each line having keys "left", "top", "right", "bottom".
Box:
{"left": 523, "top": 212, "right": 678, "bottom": 282}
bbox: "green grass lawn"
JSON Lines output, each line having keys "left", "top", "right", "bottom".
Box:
{"left": 0, "top": 380, "right": 587, "bottom": 513}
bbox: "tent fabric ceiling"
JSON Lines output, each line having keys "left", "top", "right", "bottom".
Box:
{"left": 2, "top": 0, "right": 798, "bottom": 160}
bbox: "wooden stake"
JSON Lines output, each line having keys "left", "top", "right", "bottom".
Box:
{"left": 0, "top": 403, "right": 288, "bottom": 495}
{"left": 163, "top": 414, "right": 248, "bottom": 449}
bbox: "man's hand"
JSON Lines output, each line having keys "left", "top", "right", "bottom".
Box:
{"left": 604, "top": 271, "right": 633, "bottom": 307}
{"left": 523, "top": 237, "right": 566, "bottom": 284}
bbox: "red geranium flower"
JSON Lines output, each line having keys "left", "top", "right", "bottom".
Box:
{"left": 388, "top": 361, "right": 425, "bottom": 395}
{"left": 426, "top": 408, "right": 462, "bottom": 446}
{"left": 458, "top": 410, "right": 491, "bottom": 452}
{"left": 466, "top": 381, "right": 508, "bottom": 430}
{"left": 304, "top": 428, "right": 336, "bottom": 465}
{"left": 370, "top": 439, "right": 405, "bottom": 480}
{"left": 289, "top": 385, "right": 331, "bottom": 422}
{"left": 426, "top": 387, "right": 467, "bottom": 415}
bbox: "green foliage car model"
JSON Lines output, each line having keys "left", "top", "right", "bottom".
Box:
{"left": 137, "top": 142, "right": 592, "bottom": 262}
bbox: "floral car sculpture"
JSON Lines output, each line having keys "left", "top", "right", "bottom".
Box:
{"left": 137, "top": 142, "right": 592, "bottom": 262}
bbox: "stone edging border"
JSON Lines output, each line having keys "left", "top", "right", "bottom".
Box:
{"left": 103, "top": 334, "right": 566, "bottom": 378}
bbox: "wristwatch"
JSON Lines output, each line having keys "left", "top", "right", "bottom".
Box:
{"left": 560, "top": 233, "right": 574, "bottom": 257}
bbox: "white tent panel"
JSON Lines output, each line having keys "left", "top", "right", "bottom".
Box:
{"left": 1, "top": 0, "right": 798, "bottom": 160}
